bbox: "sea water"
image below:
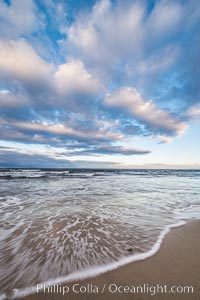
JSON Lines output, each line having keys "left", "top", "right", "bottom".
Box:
{"left": 0, "top": 169, "right": 199, "bottom": 298}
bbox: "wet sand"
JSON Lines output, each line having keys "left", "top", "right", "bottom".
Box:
{"left": 19, "top": 220, "right": 200, "bottom": 300}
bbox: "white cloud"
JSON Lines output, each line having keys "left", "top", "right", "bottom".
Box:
{"left": 186, "top": 103, "right": 200, "bottom": 117}
{"left": 0, "top": 0, "right": 39, "bottom": 38}
{"left": 63, "top": 0, "right": 185, "bottom": 80}
{"left": 135, "top": 45, "right": 179, "bottom": 75}
{"left": 0, "top": 40, "right": 102, "bottom": 101}
{"left": 0, "top": 89, "right": 28, "bottom": 108}
{"left": 54, "top": 59, "right": 101, "bottom": 96}
{"left": 0, "top": 39, "right": 53, "bottom": 82}
{"left": 105, "top": 87, "right": 187, "bottom": 136}
{"left": 0, "top": 118, "right": 122, "bottom": 142}
{"left": 186, "top": 103, "right": 200, "bottom": 123}
{"left": 146, "top": 0, "right": 184, "bottom": 40}
{"left": 65, "top": 0, "right": 145, "bottom": 68}
{"left": 0, "top": 40, "right": 103, "bottom": 116}
{"left": 157, "top": 135, "right": 173, "bottom": 144}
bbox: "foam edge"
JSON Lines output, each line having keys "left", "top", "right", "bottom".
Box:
{"left": 8, "top": 219, "right": 186, "bottom": 299}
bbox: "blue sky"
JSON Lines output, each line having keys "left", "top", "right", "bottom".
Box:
{"left": 0, "top": 0, "right": 199, "bottom": 168}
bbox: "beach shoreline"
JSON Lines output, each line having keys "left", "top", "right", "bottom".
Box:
{"left": 14, "top": 219, "right": 200, "bottom": 300}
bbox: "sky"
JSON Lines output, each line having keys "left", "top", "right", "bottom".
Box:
{"left": 0, "top": 0, "right": 200, "bottom": 168}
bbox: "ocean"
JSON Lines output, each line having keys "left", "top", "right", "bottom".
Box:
{"left": 0, "top": 168, "right": 200, "bottom": 298}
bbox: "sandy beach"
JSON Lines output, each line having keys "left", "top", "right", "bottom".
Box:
{"left": 18, "top": 220, "right": 200, "bottom": 300}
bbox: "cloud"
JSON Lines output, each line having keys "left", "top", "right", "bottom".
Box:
{"left": 0, "top": 148, "right": 118, "bottom": 168}
{"left": 0, "top": 149, "right": 74, "bottom": 168}
{"left": 71, "top": 145, "right": 151, "bottom": 156}
{"left": 63, "top": 0, "right": 200, "bottom": 110}
{"left": 186, "top": 104, "right": 200, "bottom": 122}
{"left": 157, "top": 135, "right": 173, "bottom": 144}
{"left": 0, "top": 39, "right": 53, "bottom": 83}
{"left": 0, "top": 0, "right": 40, "bottom": 38}
{"left": 105, "top": 87, "right": 187, "bottom": 136}
{"left": 135, "top": 46, "right": 179, "bottom": 76}
{"left": 0, "top": 39, "right": 102, "bottom": 118}
{"left": 186, "top": 104, "right": 200, "bottom": 117}
{"left": 0, "top": 0, "right": 199, "bottom": 167}
{"left": 0, "top": 117, "right": 123, "bottom": 146}
{"left": 64, "top": 0, "right": 145, "bottom": 71}
{"left": 0, "top": 89, "right": 28, "bottom": 108}
{"left": 145, "top": 0, "right": 184, "bottom": 42}
{"left": 0, "top": 139, "right": 150, "bottom": 170}
{"left": 55, "top": 59, "right": 101, "bottom": 96}
{"left": 0, "top": 39, "right": 101, "bottom": 100}
{"left": 63, "top": 0, "right": 184, "bottom": 75}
